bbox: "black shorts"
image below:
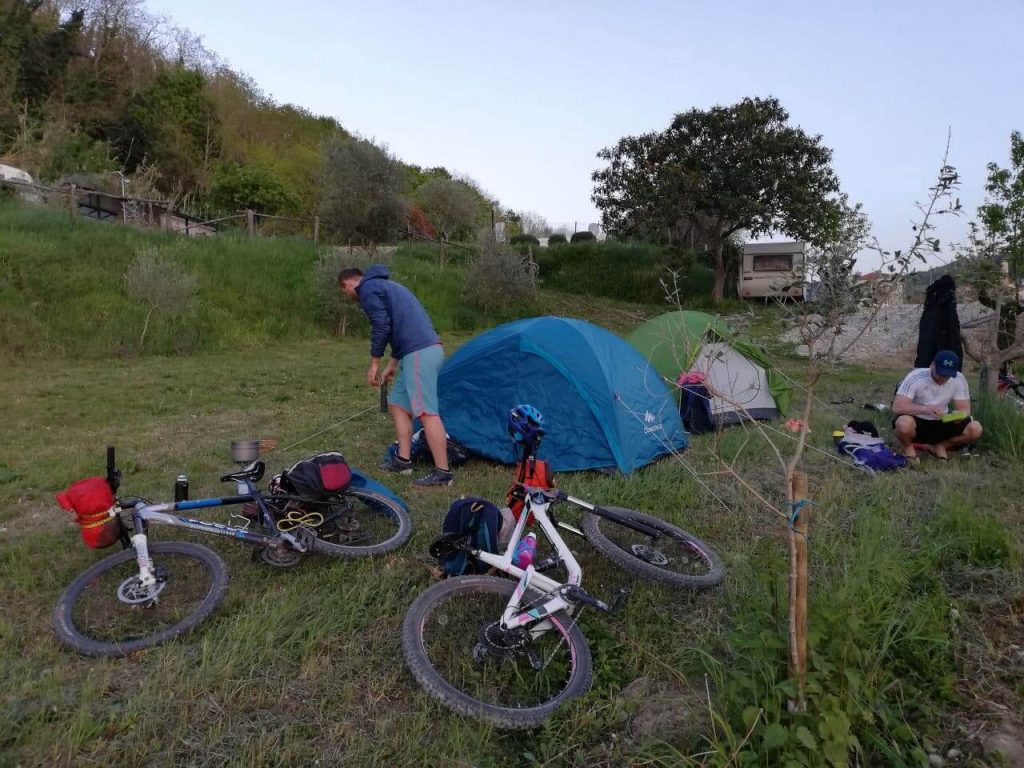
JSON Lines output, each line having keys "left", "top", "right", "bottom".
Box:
{"left": 893, "top": 415, "right": 971, "bottom": 444}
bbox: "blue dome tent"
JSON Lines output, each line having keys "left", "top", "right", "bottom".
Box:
{"left": 439, "top": 317, "right": 688, "bottom": 473}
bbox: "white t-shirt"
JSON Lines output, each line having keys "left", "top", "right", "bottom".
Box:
{"left": 895, "top": 368, "right": 969, "bottom": 420}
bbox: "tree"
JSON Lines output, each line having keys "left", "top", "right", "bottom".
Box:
{"left": 319, "top": 137, "right": 407, "bottom": 244}
{"left": 592, "top": 97, "right": 842, "bottom": 302}
{"left": 417, "top": 177, "right": 481, "bottom": 264}
{"left": 209, "top": 162, "right": 292, "bottom": 214}
{"left": 116, "top": 66, "right": 221, "bottom": 193}
{"left": 959, "top": 131, "right": 1024, "bottom": 392}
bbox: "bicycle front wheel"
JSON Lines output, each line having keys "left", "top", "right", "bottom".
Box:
{"left": 402, "top": 575, "right": 592, "bottom": 730}
{"left": 581, "top": 507, "right": 724, "bottom": 589}
{"left": 309, "top": 488, "right": 412, "bottom": 558}
{"left": 53, "top": 541, "right": 228, "bottom": 657}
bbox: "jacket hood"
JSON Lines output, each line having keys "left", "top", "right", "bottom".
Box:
{"left": 362, "top": 264, "right": 390, "bottom": 282}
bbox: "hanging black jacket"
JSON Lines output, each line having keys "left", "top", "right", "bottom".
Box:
{"left": 914, "top": 275, "right": 962, "bottom": 369}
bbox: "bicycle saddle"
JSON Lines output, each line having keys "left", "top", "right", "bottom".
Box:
{"left": 220, "top": 460, "right": 265, "bottom": 484}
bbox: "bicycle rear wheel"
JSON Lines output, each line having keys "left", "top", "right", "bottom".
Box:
{"left": 53, "top": 541, "right": 228, "bottom": 657}
{"left": 402, "top": 575, "right": 592, "bottom": 730}
{"left": 581, "top": 507, "right": 724, "bottom": 589}
{"left": 309, "top": 488, "right": 412, "bottom": 558}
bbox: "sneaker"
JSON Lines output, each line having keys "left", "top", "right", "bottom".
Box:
{"left": 380, "top": 455, "right": 413, "bottom": 475}
{"left": 413, "top": 468, "right": 453, "bottom": 487}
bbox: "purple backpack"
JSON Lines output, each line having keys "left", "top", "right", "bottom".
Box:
{"left": 835, "top": 428, "right": 908, "bottom": 473}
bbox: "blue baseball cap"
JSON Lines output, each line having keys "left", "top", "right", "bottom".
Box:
{"left": 933, "top": 350, "right": 960, "bottom": 378}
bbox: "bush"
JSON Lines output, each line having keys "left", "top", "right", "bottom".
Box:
{"left": 509, "top": 234, "right": 540, "bottom": 247}
{"left": 570, "top": 230, "right": 597, "bottom": 243}
{"left": 313, "top": 248, "right": 378, "bottom": 336}
{"left": 463, "top": 236, "right": 538, "bottom": 310}
{"left": 124, "top": 247, "right": 198, "bottom": 348}
{"left": 547, "top": 233, "right": 567, "bottom": 245}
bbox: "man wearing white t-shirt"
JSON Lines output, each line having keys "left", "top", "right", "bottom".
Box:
{"left": 891, "top": 350, "right": 983, "bottom": 460}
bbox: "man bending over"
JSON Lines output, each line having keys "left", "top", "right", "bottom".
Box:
{"left": 891, "top": 350, "right": 983, "bottom": 460}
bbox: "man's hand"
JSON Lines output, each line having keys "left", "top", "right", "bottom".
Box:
{"left": 381, "top": 358, "right": 398, "bottom": 385}
{"left": 367, "top": 359, "right": 380, "bottom": 388}
{"left": 922, "top": 404, "right": 946, "bottom": 418}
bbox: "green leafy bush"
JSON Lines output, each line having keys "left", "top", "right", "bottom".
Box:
{"left": 570, "top": 230, "right": 597, "bottom": 243}
{"left": 547, "top": 233, "right": 567, "bottom": 245}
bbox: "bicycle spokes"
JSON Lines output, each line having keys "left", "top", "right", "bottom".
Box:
{"left": 420, "top": 587, "right": 578, "bottom": 710}
{"left": 72, "top": 552, "right": 217, "bottom": 644}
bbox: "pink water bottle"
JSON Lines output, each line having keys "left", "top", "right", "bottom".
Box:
{"left": 514, "top": 533, "right": 538, "bottom": 568}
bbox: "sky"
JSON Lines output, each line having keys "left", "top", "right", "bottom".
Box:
{"left": 148, "top": 0, "right": 1024, "bottom": 268}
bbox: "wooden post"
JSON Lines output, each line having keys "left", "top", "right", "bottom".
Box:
{"left": 246, "top": 209, "right": 256, "bottom": 237}
{"left": 788, "top": 470, "right": 810, "bottom": 710}
{"left": 68, "top": 184, "right": 77, "bottom": 217}
{"left": 313, "top": 216, "right": 320, "bottom": 247}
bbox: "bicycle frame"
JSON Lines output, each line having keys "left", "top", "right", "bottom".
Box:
{"left": 469, "top": 488, "right": 583, "bottom": 635}
{"left": 122, "top": 478, "right": 302, "bottom": 588}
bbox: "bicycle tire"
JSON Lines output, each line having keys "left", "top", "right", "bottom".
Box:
{"left": 53, "top": 541, "right": 228, "bottom": 657}
{"left": 309, "top": 488, "right": 412, "bottom": 558}
{"left": 581, "top": 507, "right": 724, "bottom": 589}
{"left": 402, "top": 575, "right": 592, "bottom": 730}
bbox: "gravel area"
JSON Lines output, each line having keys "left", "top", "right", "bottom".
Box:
{"left": 781, "top": 302, "right": 994, "bottom": 365}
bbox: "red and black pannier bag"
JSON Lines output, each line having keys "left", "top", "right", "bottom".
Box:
{"left": 56, "top": 476, "right": 121, "bottom": 549}
{"left": 277, "top": 452, "right": 352, "bottom": 500}
{"left": 505, "top": 458, "right": 555, "bottom": 525}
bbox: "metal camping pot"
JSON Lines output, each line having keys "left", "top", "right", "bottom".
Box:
{"left": 231, "top": 440, "right": 261, "bottom": 463}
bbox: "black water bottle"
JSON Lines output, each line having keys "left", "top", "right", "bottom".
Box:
{"left": 174, "top": 474, "right": 189, "bottom": 502}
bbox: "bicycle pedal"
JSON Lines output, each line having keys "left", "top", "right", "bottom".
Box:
{"left": 609, "top": 587, "right": 632, "bottom": 615}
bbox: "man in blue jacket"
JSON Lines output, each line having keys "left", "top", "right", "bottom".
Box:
{"left": 339, "top": 265, "right": 453, "bottom": 486}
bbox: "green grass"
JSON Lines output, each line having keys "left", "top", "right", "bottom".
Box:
{"left": 973, "top": 391, "right": 1024, "bottom": 460}
{"left": 0, "top": 201, "right": 552, "bottom": 360}
{"left": 1, "top": 340, "right": 1022, "bottom": 766}
{"left": 2, "top": 202, "right": 1023, "bottom": 766}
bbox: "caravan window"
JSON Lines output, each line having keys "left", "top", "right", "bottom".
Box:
{"left": 752, "top": 254, "right": 793, "bottom": 272}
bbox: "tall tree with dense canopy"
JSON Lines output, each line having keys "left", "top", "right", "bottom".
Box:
{"left": 592, "top": 97, "right": 842, "bottom": 302}
{"left": 319, "top": 137, "right": 407, "bottom": 244}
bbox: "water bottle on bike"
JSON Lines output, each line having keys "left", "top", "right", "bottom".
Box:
{"left": 514, "top": 532, "right": 538, "bottom": 568}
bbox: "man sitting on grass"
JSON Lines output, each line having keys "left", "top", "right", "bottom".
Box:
{"left": 891, "top": 350, "right": 983, "bottom": 460}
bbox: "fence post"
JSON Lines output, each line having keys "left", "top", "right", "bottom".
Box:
{"left": 313, "top": 215, "right": 320, "bottom": 247}
{"left": 68, "top": 184, "right": 77, "bottom": 218}
{"left": 246, "top": 209, "right": 256, "bottom": 237}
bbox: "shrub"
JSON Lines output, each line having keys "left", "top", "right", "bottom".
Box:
{"left": 570, "top": 230, "right": 597, "bottom": 243}
{"left": 463, "top": 235, "right": 538, "bottom": 309}
{"left": 313, "top": 248, "right": 379, "bottom": 336}
{"left": 547, "top": 233, "right": 567, "bottom": 245}
{"left": 124, "top": 247, "right": 198, "bottom": 348}
{"left": 509, "top": 234, "right": 540, "bottom": 247}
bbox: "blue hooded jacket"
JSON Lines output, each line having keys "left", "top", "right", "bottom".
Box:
{"left": 357, "top": 265, "right": 440, "bottom": 359}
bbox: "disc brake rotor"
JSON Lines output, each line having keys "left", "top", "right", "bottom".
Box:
{"left": 630, "top": 543, "right": 672, "bottom": 567}
{"left": 117, "top": 564, "right": 168, "bottom": 605}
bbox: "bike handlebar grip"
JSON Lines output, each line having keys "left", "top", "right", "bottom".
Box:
{"left": 379, "top": 382, "right": 389, "bottom": 413}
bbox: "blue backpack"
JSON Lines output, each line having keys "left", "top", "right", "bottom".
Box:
{"left": 437, "top": 497, "right": 501, "bottom": 576}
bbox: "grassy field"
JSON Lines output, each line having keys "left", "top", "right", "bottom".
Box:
{"left": 2, "top": 202, "right": 1023, "bottom": 766}
{"left": 1, "top": 337, "right": 1022, "bottom": 767}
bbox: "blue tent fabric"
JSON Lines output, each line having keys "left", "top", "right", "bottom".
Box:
{"left": 439, "top": 317, "right": 688, "bottom": 473}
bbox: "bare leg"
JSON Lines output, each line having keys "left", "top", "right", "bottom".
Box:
{"left": 934, "top": 421, "right": 983, "bottom": 459}
{"left": 390, "top": 405, "right": 413, "bottom": 460}
{"left": 420, "top": 413, "right": 450, "bottom": 471}
{"left": 893, "top": 416, "right": 918, "bottom": 458}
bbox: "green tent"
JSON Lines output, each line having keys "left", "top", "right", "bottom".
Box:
{"left": 628, "top": 310, "right": 791, "bottom": 423}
